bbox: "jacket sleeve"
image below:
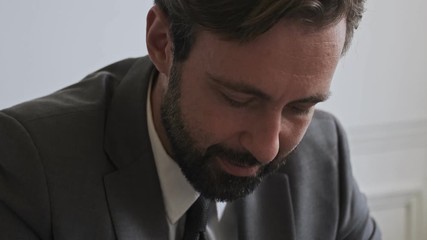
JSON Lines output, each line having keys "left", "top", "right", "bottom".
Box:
{"left": 0, "top": 111, "right": 52, "bottom": 240}
{"left": 334, "top": 117, "right": 382, "bottom": 240}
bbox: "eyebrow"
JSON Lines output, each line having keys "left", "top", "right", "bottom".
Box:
{"left": 207, "top": 72, "right": 330, "bottom": 104}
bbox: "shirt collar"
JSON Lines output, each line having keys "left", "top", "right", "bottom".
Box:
{"left": 146, "top": 75, "right": 199, "bottom": 224}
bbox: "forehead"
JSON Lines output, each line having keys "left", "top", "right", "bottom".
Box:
{"left": 191, "top": 19, "right": 345, "bottom": 69}
{"left": 181, "top": 19, "right": 346, "bottom": 99}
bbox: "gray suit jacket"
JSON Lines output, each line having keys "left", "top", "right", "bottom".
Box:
{"left": 0, "top": 56, "right": 381, "bottom": 239}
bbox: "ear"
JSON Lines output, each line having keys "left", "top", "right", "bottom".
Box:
{"left": 146, "top": 5, "right": 173, "bottom": 76}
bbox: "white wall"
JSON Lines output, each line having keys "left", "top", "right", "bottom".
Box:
{"left": 0, "top": 0, "right": 150, "bottom": 109}
{"left": 1, "top": 1, "right": 427, "bottom": 239}
{"left": 319, "top": 0, "right": 427, "bottom": 127}
{"left": 318, "top": 1, "right": 427, "bottom": 239}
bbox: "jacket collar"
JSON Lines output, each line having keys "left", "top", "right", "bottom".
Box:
{"left": 235, "top": 173, "right": 296, "bottom": 240}
{"left": 104, "top": 56, "right": 155, "bottom": 169}
{"left": 103, "top": 57, "right": 169, "bottom": 239}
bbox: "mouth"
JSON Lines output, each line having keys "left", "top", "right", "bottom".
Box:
{"left": 215, "top": 157, "right": 260, "bottom": 177}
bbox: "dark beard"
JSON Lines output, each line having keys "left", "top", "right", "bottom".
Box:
{"left": 160, "top": 64, "right": 287, "bottom": 202}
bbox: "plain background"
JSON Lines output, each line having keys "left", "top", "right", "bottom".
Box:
{"left": 1, "top": 1, "right": 427, "bottom": 126}
{"left": 1, "top": 1, "right": 427, "bottom": 239}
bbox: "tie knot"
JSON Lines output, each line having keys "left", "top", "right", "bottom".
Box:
{"left": 183, "top": 197, "right": 212, "bottom": 240}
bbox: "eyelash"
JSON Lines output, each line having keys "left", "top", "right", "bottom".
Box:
{"left": 288, "top": 105, "right": 312, "bottom": 115}
{"left": 221, "top": 91, "right": 315, "bottom": 115}
{"left": 221, "top": 93, "right": 250, "bottom": 108}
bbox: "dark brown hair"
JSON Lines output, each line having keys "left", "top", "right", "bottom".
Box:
{"left": 154, "top": 0, "right": 365, "bottom": 61}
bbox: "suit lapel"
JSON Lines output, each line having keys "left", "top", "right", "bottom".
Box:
{"left": 104, "top": 157, "right": 169, "bottom": 240}
{"left": 103, "top": 57, "right": 168, "bottom": 240}
{"left": 235, "top": 173, "right": 296, "bottom": 240}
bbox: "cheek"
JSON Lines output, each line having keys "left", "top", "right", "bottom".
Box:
{"left": 178, "top": 74, "right": 248, "bottom": 147}
{"left": 179, "top": 85, "right": 242, "bottom": 148}
{"left": 183, "top": 104, "right": 245, "bottom": 145}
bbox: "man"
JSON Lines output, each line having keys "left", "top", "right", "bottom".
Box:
{"left": 0, "top": 0, "right": 381, "bottom": 239}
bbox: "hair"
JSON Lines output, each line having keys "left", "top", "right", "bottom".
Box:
{"left": 154, "top": 0, "right": 366, "bottom": 62}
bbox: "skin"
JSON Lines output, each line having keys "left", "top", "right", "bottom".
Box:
{"left": 146, "top": 5, "right": 346, "bottom": 201}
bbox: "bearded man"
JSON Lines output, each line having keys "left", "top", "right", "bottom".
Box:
{"left": 0, "top": 0, "right": 380, "bottom": 239}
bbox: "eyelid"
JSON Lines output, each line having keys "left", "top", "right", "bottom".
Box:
{"left": 286, "top": 102, "right": 317, "bottom": 115}
{"left": 220, "top": 90, "right": 254, "bottom": 107}
{"left": 207, "top": 73, "right": 271, "bottom": 101}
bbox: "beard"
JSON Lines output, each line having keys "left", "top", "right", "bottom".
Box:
{"left": 160, "top": 64, "right": 288, "bottom": 202}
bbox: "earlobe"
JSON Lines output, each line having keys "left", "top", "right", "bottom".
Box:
{"left": 146, "top": 5, "right": 173, "bottom": 75}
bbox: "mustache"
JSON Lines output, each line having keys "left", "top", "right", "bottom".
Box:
{"left": 204, "top": 144, "right": 282, "bottom": 167}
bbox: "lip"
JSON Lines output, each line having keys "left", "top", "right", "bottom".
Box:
{"left": 216, "top": 157, "right": 260, "bottom": 177}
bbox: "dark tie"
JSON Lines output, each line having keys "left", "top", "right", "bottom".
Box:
{"left": 182, "top": 197, "right": 211, "bottom": 240}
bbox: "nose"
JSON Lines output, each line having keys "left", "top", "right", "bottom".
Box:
{"left": 239, "top": 113, "right": 281, "bottom": 164}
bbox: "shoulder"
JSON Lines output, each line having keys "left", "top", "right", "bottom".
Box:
{"left": 2, "top": 57, "right": 144, "bottom": 124}
{"left": 297, "top": 109, "right": 346, "bottom": 157}
{"left": 0, "top": 56, "right": 155, "bottom": 239}
{"left": 281, "top": 110, "right": 381, "bottom": 239}
{"left": 0, "top": 56, "right": 148, "bottom": 173}
{"left": 0, "top": 57, "right": 154, "bottom": 170}
{"left": 308, "top": 109, "right": 343, "bottom": 137}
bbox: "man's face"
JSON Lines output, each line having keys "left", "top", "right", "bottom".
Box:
{"left": 158, "top": 19, "right": 346, "bottom": 202}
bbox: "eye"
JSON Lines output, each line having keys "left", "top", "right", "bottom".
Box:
{"left": 221, "top": 92, "right": 253, "bottom": 108}
{"left": 286, "top": 104, "right": 315, "bottom": 116}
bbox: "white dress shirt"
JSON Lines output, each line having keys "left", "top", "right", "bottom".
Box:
{"left": 146, "top": 75, "right": 237, "bottom": 240}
